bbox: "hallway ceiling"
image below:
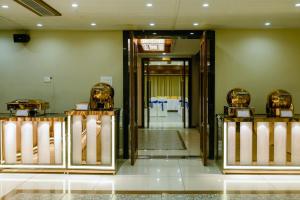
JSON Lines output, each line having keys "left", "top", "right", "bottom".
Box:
{"left": 0, "top": 0, "right": 300, "bottom": 30}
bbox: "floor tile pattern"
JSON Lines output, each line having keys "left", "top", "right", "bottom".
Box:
{"left": 5, "top": 192, "right": 300, "bottom": 200}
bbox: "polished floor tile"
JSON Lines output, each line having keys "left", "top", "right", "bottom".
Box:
{"left": 6, "top": 192, "right": 300, "bottom": 200}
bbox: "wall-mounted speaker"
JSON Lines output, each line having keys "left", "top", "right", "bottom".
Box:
{"left": 13, "top": 34, "right": 30, "bottom": 43}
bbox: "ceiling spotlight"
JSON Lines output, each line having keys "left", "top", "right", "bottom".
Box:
{"left": 190, "top": 32, "right": 194, "bottom": 35}
{"left": 36, "top": 23, "right": 43, "bottom": 27}
{"left": 72, "top": 3, "right": 79, "bottom": 8}
{"left": 1, "top": 5, "right": 9, "bottom": 8}
{"left": 295, "top": 3, "right": 300, "bottom": 7}
{"left": 91, "top": 22, "right": 97, "bottom": 26}
{"left": 264, "top": 22, "right": 271, "bottom": 26}
{"left": 202, "top": 3, "right": 209, "bottom": 7}
{"left": 153, "top": 32, "right": 157, "bottom": 35}
{"left": 193, "top": 22, "right": 199, "bottom": 26}
{"left": 149, "top": 22, "right": 155, "bottom": 26}
{"left": 146, "top": 3, "right": 153, "bottom": 7}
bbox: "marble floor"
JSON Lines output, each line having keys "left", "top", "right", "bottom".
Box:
{"left": 3, "top": 159, "right": 300, "bottom": 199}
{"left": 145, "top": 112, "right": 188, "bottom": 128}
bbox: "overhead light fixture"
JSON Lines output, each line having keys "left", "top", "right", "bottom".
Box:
{"left": 193, "top": 22, "right": 199, "bottom": 26}
{"left": 149, "top": 22, "right": 155, "bottom": 26}
{"left": 153, "top": 32, "right": 157, "bottom": 35}
{"left": 146, "top": 3, "right": 153, "bottom": 7}
{"left": 202, "top": 3, "right": 209, "bottom": 7}
{"left": 1, "top": 5, "right": 9, "bottom": 8}
{"left": 140, "top": 39, "right": 165, "bottom": 51}
{"left": 91, "top": 22, "right": 96, "bottom": 26}
{"left": 162, "top": 52, "right": 166, "bottom": 55}
{"left": 190, "top": 32, "right": 194, "bottom": 35}
{"left": 264, "top": 22, "right": 271, "bottom": 26}
{"left": 36, "top": 23, "right": 43, "bottom": 27}
{"left": 71, "top": 3, "right": 78, "bottom": 8}
{"left": 295, "top": 3, "right": 300, "bottom": 7}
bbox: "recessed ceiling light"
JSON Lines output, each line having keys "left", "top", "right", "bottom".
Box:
{"left": 190, "top": 32, "right": 194, "bottom": 35}
{"left": 146, "top": 3, "right": 153, "bottom": 7}
{"left": 153, "top": 32, "right": 157, "bottom": 35}
{"left": 295, "top": 3, "right": 300, "bottom": 7}
{"left": 91, "top": 22, "right": 96, "bottom": 26}
{"left": 193, "top": 22, "right": 199, "bottom": 26}
{"left": 72, "top": 3, "right": 79, "bottom": 8}
{"left": 1, "top": 5, "right": 9, "bottom": 8}
{"left": 36, "top": 23, "right": 43, "bottom": 27}
{"left": 149, "top": 22, "right": 155, "bottom": 26}
{"left": 202, "top": 3, "right": 209, "bottom": 7}
{"left": 264, "top": 22, "right": 271, "bottom": 26}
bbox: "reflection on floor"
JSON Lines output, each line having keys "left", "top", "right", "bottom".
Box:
{"left": 145, "top": 112, "right": 188, "bottom": 128}
{"left": 3, "top": 159, "right": 300, "bottom": 199}
{"left": 138, "top": 129, "right": 200, "bottom": 157}
{"left": 5, "top": 191, "right": 300, "bottom": 200}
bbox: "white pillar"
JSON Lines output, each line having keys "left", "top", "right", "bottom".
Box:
{"left": 21, "top": 121, "right": 33, "bottom": 164}
{"left": 4, "top": 122, "right": 17, "bottom": 164}
{"left": 240, "top": 122, "right": 252, "bottom": 165}
{"left": 256, "top": 122, "right": 270, "bottom": 165}
{"left": 86, "top": 115, "right": 97, "bottom": 164}
{"left": 101, "top": 115, "right": 112, "bottom": 165}
{"left": 227, "top": 122, "right": 236, "bottom": 165}
{"left": 54, "top": 121, "right": 62, "bottom": 164}
{"left": 72, "top": 115, "right": 82, "bottom": 164}
{"left": 274, "top": 122, "right": 287, "bottom": 165}
{"left": 38, "top": 121, "right": 50, "bottom": 164}
{"left": 292, "top": 122, "right": 300, "bottom": 165}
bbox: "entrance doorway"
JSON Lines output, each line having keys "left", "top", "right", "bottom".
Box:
{"left": 142, "top": 59, "right": 190, "bottom": 129}
{"left": 123, "top": 31, "right": 215, "bottom": 165}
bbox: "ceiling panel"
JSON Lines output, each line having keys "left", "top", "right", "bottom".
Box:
{"left": 0, "top": 0, "right": 300, "bottom": 30}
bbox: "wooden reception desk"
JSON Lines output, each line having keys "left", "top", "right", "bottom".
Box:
{"left": 217, "top": 115, "right": 300, "bottom": 174}
{"left": 0, "top": 109, "right": 120, "bottom": 174}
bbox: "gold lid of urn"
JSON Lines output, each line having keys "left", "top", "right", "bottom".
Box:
{"left": 266, "top": 89, "right": 294, "bottom": 117}
{"left": 226, "top": 88, "right": 251, "bottom": 108}
{"left": 89, "top": 83, "right": 114, "bottom": 110}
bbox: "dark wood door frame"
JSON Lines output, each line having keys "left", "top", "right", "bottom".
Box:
{"left": 123, "top": 30, "right": 215, "bottom": 161}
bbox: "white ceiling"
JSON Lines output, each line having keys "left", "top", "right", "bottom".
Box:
{"left": 0, "top": 0, "right": 300, "bottom": 30}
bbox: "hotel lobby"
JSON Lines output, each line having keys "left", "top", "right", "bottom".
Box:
{"left": 1, "top": 0, "right": 300, "bottom": 199}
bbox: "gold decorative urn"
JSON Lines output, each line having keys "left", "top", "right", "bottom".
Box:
{"left": 266, "top": 89, "right": 294, "bottom": 117}
{"left": 89, "top": 83, "right": 114, "bottom": 110}
{"left": 224, "top": 88, "right": 254, "bottom": 117}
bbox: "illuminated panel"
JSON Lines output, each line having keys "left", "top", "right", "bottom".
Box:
{"left": 257, "top": 122, "right": 269, "bottom": 165}
{"left": 21, "top": 121, "right": 33, "bottom": 164}
{"left": 101, "top": 115, "right": 112, "bottom": 165}
{"left": 227, "top": 122, "right": 236, "bottom": 165}
{"left": 274, "top": 122, "right": 287, "bottom": 165}
{"left": 38, "top": 121, "right": 50, "bottom": 164}
{"left": 4, "top": 121, "right": 17, "bottom": 164}
{"left": 292, "top": 122, "right": 300, "bottom": 165}
{"left": 86, "top": 115, "right": 97, "bottom": 164}
{"left": 54, "top": 121, "right": 62, "bottom": 164}
{"left": 72, "top": 115, "right": 82, "bottom": 164}
{"left": 240, "top": 122, "right": 252, "bottom": 165}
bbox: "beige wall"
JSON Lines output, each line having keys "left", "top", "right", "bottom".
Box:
{"left": 216, "top": 29, "right": 300, "bottom": 114}
{"left": 0, "top": 30, "right": 123, "bottom": 113}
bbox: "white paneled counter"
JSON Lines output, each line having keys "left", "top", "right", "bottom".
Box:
{"left": 217, "top": 115, "right": 300, "bottom": 174}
